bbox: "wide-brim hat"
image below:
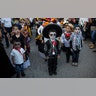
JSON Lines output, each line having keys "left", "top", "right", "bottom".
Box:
{"left": 43, "top": 23, "right": 63, "bottom": 38}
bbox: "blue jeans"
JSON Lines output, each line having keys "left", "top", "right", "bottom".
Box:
{"left": 72, "top": 51, "right": 80, "bottom": 63}
{"left": 91, "top": 30, "right": 96, "bottom": 44}
{"left": 15, "top": 64, "right": 24, "bottom": 75}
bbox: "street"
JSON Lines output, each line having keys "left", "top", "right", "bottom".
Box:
{"left": 5, "top": 27, "right": 96, "bottom": 78}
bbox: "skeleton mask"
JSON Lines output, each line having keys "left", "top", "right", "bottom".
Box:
{"left": 49, "top": 32, "right": 56, "bottom": 41}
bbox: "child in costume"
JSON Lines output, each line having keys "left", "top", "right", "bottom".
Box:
{"left": 61, "top": 23, "right": 74, "bottom": 63}
{"left": 43, "top": 24, "right": 62, "bottom": 76}
{"left": 61, "top": 33, "right": 72, "bottom": 63}
{"left": 71, "top": 25, "right": 83, "bottom": 66}
{"left": 11, "top": 39, "right": 26, "bottom": 78}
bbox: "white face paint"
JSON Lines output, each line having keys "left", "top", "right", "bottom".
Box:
{"left": 75, "top": 27, "right": 80, "bottom": 33}
{"left": 49, "top": 32, "right": 56, "bottom": 41}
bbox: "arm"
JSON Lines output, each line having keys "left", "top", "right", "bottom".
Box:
{"left": 11, "top": 56, "right": 15, "bottom": 65}
{"left": 0, "top": 30, "right": 2, "bottom": 39}
{"left": 57, "top": 40, "right": 61, "bottom": 58}
{"left": 23, "top": 53, "right": 26, "bottom": 62}
{"left": 44, "top": 41, "right": 49, "bottom": 58}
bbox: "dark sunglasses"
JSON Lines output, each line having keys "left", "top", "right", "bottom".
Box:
{"left": 50, "top": 34, "right": 56, "bottom": 36}
{"left": 75, "top": 28, "right": 80, "bottom": 30}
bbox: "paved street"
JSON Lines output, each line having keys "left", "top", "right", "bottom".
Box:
{"left": 4, "top": 28, "right": 96, "bottom": 78}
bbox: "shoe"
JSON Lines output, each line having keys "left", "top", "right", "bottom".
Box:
{"left": 53, "top": 71, "right": 57, "bottom": 75}
{"left": 21, "top": 72, "right": 26, "bottom": 77}
{"left": 93, "top": 50, "right": 96, "bottom": 52}
{"left": 66, "top": 60, "right": 69, "bottom": 63}
{"left": 89, "top": 43, "right": 94, "bottom": 47}
{"left": 74, "top": 63, "right": 78, "bottom": 66}
{"left": 72, "top": 62, "right": 75, "bottom": 66}
{"left": 16, "top": 74, "right": 20, "bottom": 78}
{"left": 49, "top": 72, "right": 53, "bottom": 76}
{"left": 89, "top": 44, "right": 95, "bottom": 49}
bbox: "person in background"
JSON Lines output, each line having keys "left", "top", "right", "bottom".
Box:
{"left": 1, "top": 18, "right": 12, "bottom": 48}
{"left": 88, "top": 18, "right": 96, "bottom": 49}
{"left": 0, "top": 29, "right": 16, "bottom": 78}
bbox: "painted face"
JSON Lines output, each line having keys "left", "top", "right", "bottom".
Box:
{"left": 49, "top": 32, "right": 56, "bottom": 40}
{"left": 74, "top": 27, "right": 80, "bottom": 33}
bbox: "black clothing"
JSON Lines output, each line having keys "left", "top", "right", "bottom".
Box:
{"left": 44, "top": 39, "right": 61, "bottom": 75}
{"left": 0, "top": 42, "right": 16, "bottom": 78}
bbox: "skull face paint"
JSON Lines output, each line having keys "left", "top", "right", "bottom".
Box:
{"left": 49, "top": 32, "right": 56, "bottom": 41}
{"left": 75, "top": 27, "right": 80, "bottom": 33}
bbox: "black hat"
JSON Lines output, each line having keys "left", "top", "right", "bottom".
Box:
{"left": 42, "top": 23, "right": 62, "bottom": 38}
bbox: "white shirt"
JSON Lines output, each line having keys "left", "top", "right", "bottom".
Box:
{"left": 11, "top": 48, "right": 25, "bottom": 64}
{"left": 1, "top": 18, "right": 12, "bottom": 27}
{"left": 63, "top": 38, "right": 71, "bottom": 47}
{"left": 57, "top": 22, "right": 61, "bottom": 26}
{"left": 38, "top": 25, "right": 44, "bottom": 35}
{"left": 29, "top": 18, "right": 34, "bottom": 22}
{"left": 79, "top": 18, "right": 88, "bottom": 26}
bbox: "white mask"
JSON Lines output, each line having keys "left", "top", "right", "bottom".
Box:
{"left": 49, "top": 32, "right": 56, "bottom": 41}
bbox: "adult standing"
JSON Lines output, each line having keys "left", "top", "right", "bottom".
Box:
{"left": 1, "top": 18, "right": 12, "bottom": 48}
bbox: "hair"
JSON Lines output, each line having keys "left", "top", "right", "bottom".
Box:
{"left": 49, "top": 29, "right": 57, "bottom": 34}
{"left": 65, "top": 23, "right": 74, "bottom": 32}
{"left": 13, "top": 24, "right": 22, "bottom": 30}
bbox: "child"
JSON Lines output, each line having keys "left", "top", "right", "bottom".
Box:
{"left": 43, "top": 24, "right": 62, "bottom": 76}
{"left": 60, "top": 23, "right": 74, "bottom": 63}
{"left": 62, "top": 33, "right": 72, "bottom": 63}
{"left": 11, "top": 40, "right": 26, "bottom": 78}
{"left": 71, "top": 25, "right": 83, "bottom": 66}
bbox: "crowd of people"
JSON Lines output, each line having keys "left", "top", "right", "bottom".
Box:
{"left": 0, "top": 18, "right": 96, "bottom": 77}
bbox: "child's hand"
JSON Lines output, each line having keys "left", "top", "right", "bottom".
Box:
{"left": 71, "top": 49, "right": 73, "bottom": 52}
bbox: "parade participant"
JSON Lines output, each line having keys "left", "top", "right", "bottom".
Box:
{"left": 57, "top": 18, "right": 64, "bottom": 28}
{"left": 11, "top": 24, "right": 26, "bottom": 50}
{"left": 36, "top": 34, "right": 46, "bottom": 60}
{"left": 61, "top": 33, "right": 72, "bottom": 63}
{"left": 24, "top": 18, "right": 32, "bottom": 38}
{"left": 61, "top": 23, "right": 74, "bottom": 50}
{"left": 36, "top": 21, "right": 50, "bottom": 60}
{"left": 71, "top": 25, "right": 83, "bottom": 66}
{"left": 1, "top": 18, "right": 12, "bottom": 48}
{"left": 0, "top": 30, "right": 16, "bottom": 78}
{"left": 43, "top": 24, "right": 62, "bottom": 76}
{"left": 22, "top": 25, "right": 30, "bottom": 54}
{"left": 37, "top": 21, "right": 49, "bottom": 35}
{"left": 88, "top": 18, "right": 96, "bottom": 49}
{"left": 11, "top": 39, "right": 26, "bottom": 78}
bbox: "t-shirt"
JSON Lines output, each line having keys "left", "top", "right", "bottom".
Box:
{"left": 1, "top": 18, "right": 12, "bottom": 28}
{"left": 11, "top": 48, "right": 25, "bottom": 64}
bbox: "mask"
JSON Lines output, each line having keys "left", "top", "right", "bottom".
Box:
{"left": 49, "top": 32, "right": 56, "bottom": 41}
